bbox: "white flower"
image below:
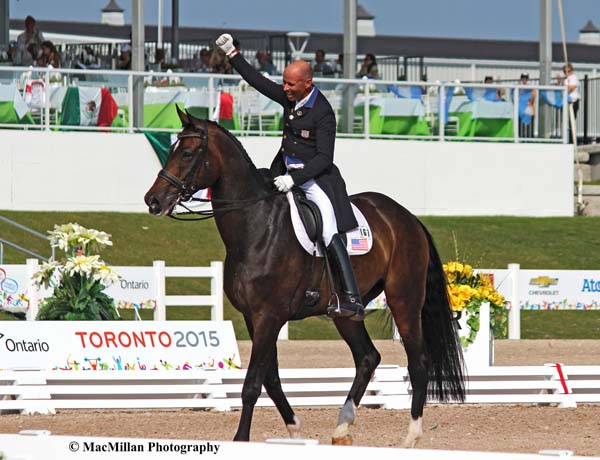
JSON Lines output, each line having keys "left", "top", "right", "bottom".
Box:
{"left": 32, "top": 261, "right": 60, "bottom": 288}
{"left": 48, "top": 223, "right": 84, "bottom": 252}
{"left": 77, "top": 228, "right": 113, "bottom": 249}
{"left": 92, "top": 263, "right": 122, "bottom": 287}
{"left": 64, "top": 255, "right": 102, "bottom": 277}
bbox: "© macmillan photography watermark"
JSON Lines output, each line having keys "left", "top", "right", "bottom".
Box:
{"left": 68, "top": 439, "right": 221, "bottom": 455}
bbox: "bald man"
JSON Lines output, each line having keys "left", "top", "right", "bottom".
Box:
{"left": 216, "top": 34, "right": 364, "bottom": 321}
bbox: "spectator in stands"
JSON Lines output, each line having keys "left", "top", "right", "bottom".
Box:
{"left": 117, "top": 44, "right": 132, "bottom": 70}
{"left": 16, "top": 15, "right": 45, "bottom": 66}
{"left": 312, "top": 49, "right": 334, "bottom": 76}
{"left": 37, "top": 41, "right": 61, "bottom": 68}
{"left": 518, "top": 72, "right": 536, "bottom": 138}
{"left": 210, "top": 48, "right": 232, "bottom": 74}
{"left": 195, "top": 48, "right": 212, "bottom": 72}
{"left": 255, "top": 50, "right": 278, "bottom": 75}
{"left": 334, "top": 53, "right": 343, "bottom": 77}
{"left": 483, "top": 75, "right": 503, "bottom": 100}
{"left": 78, "top": 45, "right": 100, "bottom": 69}
{"left": 557, "top": 63, "right": 580, "bottom": 143}
{"left": 357, "top": 53, "right": 378, "bottom": 79}
{"left": 7, "top": 41, "right": 18, "bottom": 63}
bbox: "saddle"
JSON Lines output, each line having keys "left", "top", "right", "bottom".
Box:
{"left": 292, "top": 190, "right": 324, "bottom": 245}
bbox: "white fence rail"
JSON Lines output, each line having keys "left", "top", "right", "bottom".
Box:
{"left": 0, "top": 65, "right": 570, "bottom": 143}
{"left": 1, "top": 364, "right": 599, "bottom": 415}
{"left": 0, "top": 259, "right": 223, "bottom": 322}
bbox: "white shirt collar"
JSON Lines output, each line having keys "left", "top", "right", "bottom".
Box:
{"left": 294, "top": 87, "right": 315, "bottom": 111}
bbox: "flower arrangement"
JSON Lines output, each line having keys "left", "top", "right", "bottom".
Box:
{"left": 444, "top": 261, "right": 508, "bottom": 347}
{"left": 34, "top": 223, "right": 121, "bottom": 321}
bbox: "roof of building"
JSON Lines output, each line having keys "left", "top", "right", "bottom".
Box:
{"left": 580, "top": 20, "right": 599, "bottom": 34}
{"left": 102, "top": 0, "right": 124, "bottom": 13}
{"left": 9, "top": 18, "right": 600, "bottom": 64}
{"left": 357, "top": 4, "right": 375, "bottom": 20}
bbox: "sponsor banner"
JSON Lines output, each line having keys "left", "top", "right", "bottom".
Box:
{"left": 104, "top": 267, "right": 156, "bottom": 310}
{"left": 0, "top": 265, "right": 156, "bottom": 312}
{"left": 517, "top": 270, "right": 600, "bottom": 310}
{"left": 0, "top": 265, "right": 45, "bottom": 310}
{"left": 0, "top": 321, "right": 241, "bottom": 371}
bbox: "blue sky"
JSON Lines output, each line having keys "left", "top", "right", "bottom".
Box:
{"left": 9, "top": 0, "right": 599, "bottom": 42}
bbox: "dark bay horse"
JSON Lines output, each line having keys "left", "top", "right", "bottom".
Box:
{"left": 144, "top": 108, "right": 465, "bottom": 447}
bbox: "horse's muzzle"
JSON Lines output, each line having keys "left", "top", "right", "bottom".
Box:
{"left": 146, "top": 195, "right": 163, "bottom": 215}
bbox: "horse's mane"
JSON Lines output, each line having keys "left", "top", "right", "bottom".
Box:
{"left": 184, "top": 117, "right": 271, "bottom": 191}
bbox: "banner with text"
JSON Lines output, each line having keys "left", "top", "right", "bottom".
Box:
{"left": 0, "top": 265, "right": 156, "bottom": 312}
{"left": 0, "top": 321, "right": 241, "bottom": 371}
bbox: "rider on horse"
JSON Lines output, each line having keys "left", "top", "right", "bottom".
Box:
{"left": 216, "top": 34, "right": 365, "bottom": 321}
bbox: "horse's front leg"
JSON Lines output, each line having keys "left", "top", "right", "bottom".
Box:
{"left": 234, "top": 315, "right": 281, "bottom": 441}
{"left": 331, "top": 318, "right": 381, "bottom": 445}
{"left": 242, "top": 315, "right": 300, "bottom": 438}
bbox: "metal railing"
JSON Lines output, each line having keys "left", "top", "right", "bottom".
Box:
{"left": 0, "top": 65, "right": 572, "bottom": 143}
{"left": 0, "top": 215, "right": 54, "bottom": 264}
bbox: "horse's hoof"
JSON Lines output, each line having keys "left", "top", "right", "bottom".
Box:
{"left": 402, "top": 436, "right": 418, "bottom": 448}
{"left": 332, "top": 434, "right": 353, "bottom": 446}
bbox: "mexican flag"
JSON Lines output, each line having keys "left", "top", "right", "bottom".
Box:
{"left": 61, "top": 87, "right": 120, "bottom": 127}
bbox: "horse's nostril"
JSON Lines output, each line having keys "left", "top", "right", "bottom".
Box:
{"left": 148, "top": 197, "right": 162, "bottom": 215}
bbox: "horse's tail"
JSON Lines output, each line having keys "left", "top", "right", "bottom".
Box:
{"left": 420, "top": 223, "right": 466, "bottom": 402}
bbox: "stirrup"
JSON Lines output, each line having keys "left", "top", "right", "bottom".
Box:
{"left": 326, "top": 294, "right": 365, "bottom": 321}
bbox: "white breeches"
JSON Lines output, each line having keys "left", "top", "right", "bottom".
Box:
{"left": 295, "top": 177, "right": 338, "bottom": 246}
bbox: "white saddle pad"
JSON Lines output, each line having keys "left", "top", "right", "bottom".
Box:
{"left": 286, "top": 192, "right": 373, "bottom": 257}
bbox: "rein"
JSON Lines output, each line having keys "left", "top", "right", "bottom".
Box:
{"left": 156, "top": 119, "right": 277, "bottom": 221}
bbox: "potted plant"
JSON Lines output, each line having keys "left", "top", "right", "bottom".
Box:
{"left": 443, "top": 261, "right": 508, "bottom": 347}
{"left": 33, "top": 223, "right": 121, "bottom": 320}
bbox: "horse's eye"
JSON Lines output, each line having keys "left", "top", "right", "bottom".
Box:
{"left": 182, "top": 150, "right": 194, "bottom": 161}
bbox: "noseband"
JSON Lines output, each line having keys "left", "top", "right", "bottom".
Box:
{"left": 157, "top": 119, "right": 209, "bottom": 202}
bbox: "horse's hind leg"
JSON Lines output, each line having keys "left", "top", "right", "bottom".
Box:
{"left": 387, "top": 296, "right": 428, "bottom": 448}
{"left": 331, "top": 318, "right": 381, "bottom": 445}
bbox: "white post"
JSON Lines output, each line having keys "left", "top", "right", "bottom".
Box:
{"left": 562, "top": 87, "right": 569, "bottom": 143}
{"left": 513, "top": 86, "right": 520, "bottom": 142}
{"left": 210, "top": 261, "right": 224, "bottom": 321}
{"left": 154, "top": 260, "right": 166, "bottom": 321}
{"left": 208, "top": 76, "right": 215, "bottom": 121}
{"left": 26, "top": 258, "right": 40, "bottom": 321}
{"left": 479, "top": 301, "right": 492, "bottom": 367}
{"left": 278, "top": 322, "right": 289, "bottom": 341}
{"left": 364, "top": 81, "right": 370, "bottom": 139}
{"left": 127, "top": 74, "right": 134, "bottom": 133}
{"left": 508, "top": 263, "right": 521, "bottom": 339}
{"left": 438, "top": 84, "right": 446, "bottom": 141}
{"left": 157, "top": 0, "right": 163, "bottom": 49}
{"left": 44, "top": 69, "right": 50, "bottom": 131}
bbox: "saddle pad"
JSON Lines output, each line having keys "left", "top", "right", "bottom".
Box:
{"left": 286, "top": 192, "right": 373, "bottom": 257}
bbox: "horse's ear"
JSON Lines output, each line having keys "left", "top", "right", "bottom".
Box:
{"left": 176, "top": 104, "right": 189, "bottom": 125}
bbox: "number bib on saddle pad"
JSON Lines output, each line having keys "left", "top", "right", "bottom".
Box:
{"left": 286, "top": 192, "right": 373, "bottom": 256}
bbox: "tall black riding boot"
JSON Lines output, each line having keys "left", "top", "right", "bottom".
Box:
{"left": 326, "top": 233, "right": 365, "bottom": 321}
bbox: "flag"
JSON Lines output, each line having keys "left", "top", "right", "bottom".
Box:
{"left": 518, "top": 88, "right": 533, "bottom": 125}
{"left": 438, "top": 86, "right": 455, "bottom": 125}
{"left": 351, "top": 238, "right": 369, "bottom": 251}
{"left": 465, "top": 87, "right": 498, "bottom": 102}
{"left": 540, "top": 89, "right": 568, "bottom": 108}
{"left": 388, "top": 85, "right": 423, "bottom": 99}
{"left": 61, "top": 87, "right": 119, "bottom": 127}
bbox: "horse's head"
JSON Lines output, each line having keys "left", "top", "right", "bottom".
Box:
{"left": 144, "top": 106, "right": 221, "bottom": 215}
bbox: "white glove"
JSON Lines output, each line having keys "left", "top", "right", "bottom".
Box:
{"left": 274, "top": 175, "right": 294, "bottom": 193}
{"left": 216, "top": 33, "right": 236, "bottom": 56}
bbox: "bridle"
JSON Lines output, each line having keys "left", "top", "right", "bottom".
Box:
{"left": 157, "top": 119, "right": 209, "bottom": 203}
{"left": 155, "top": 118, "right": 278, "bottom": 221}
